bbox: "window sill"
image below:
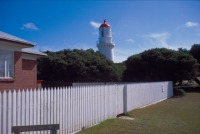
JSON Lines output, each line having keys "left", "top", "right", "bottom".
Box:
{"left": 0, "top": 78, "right": 14, "bottom": 82}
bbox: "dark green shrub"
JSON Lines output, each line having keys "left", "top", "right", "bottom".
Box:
{"left": 124, "top": 48, "right": 199, "bottom": 83}
{"left": 174, "top": 87, "right": 186, "bottom": 96}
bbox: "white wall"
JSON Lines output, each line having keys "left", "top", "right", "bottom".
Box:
{"left": 97, "top": 45, "right": 114, "bottom": 61}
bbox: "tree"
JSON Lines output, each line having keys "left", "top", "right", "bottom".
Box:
{"left": 190, "top": 44, "right": 200, "bottom": 64}
{"left": 115, "top": 62, "right": 126, "bottom": 81}
{"left": 178, "top": 48, "right": 189, "bottom": 54}
{"left": 190, "top": 44, "right": 200, "bottom": 76}
{"left": 123, "top": 48, "right": 199, "bottom": 84}
{"left": 37, "top": 49, "right": 121, "bottom": 82}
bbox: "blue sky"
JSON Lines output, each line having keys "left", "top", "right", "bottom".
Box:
{"left": 1, "top": 1, "right": 200, "bottom": 62}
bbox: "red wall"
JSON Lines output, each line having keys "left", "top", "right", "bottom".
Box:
{"left": 0, "top": 51, "right": 38, "bottom": 90}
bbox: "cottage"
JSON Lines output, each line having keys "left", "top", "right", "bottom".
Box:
{"left": 0, "top": 31, "right": 46, "bottom": 90}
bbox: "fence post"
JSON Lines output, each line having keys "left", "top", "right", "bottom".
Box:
{"left": 123, "top": 84, "right": 128, "bottom": 116}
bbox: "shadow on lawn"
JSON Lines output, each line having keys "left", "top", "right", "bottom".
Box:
{"left": 173, "top": 86, "right": 200, "bottom": 97}
{"left": 177, "top": 86, "right": 200, "bottom": 92}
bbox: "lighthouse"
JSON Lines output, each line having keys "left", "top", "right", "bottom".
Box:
{"left": 97, "top": 20, "right": 115, "bottom": 62}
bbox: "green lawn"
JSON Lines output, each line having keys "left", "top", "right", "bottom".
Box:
{"left": 78, "top": 93, "right": 200, "bottom": 134}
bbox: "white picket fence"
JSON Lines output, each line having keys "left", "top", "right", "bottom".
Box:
{"left": 0, "top": 81, "right": 173, "bottom": 134}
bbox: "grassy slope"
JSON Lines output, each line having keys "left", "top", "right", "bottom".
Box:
{"left": 78, "top": 93, "right": 200, "bottom": 134}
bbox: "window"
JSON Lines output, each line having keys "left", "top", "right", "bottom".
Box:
{"left": 101, "top": 29, "right": 104, "bottom": 37}
{"left": 0, "top": 50, "right": 14, "bottom": 78}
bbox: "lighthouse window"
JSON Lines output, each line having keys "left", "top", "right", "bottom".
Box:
{"left": 101, "top": 29, "right": 104, "bottom": 37}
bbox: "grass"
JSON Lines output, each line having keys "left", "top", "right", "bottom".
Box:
{"left": 77, "top": 93, "right": 200, "bottom": 134}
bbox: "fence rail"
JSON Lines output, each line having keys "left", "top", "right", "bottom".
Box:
{"left": 0, "top": 81, "right": 173, "bottom": 134}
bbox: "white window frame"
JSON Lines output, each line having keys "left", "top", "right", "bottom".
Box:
{"left": 0, "top": 50, "right": 14, "bottom": 79}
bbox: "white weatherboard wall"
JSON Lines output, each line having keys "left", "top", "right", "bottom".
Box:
{"left": 0, "top": 81, "right": 173, "bottom": 134}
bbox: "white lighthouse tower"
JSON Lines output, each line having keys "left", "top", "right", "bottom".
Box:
{"left": 97, "top": 20, "right": 115, "bottom": 62}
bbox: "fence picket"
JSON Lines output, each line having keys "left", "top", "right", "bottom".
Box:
{"left": 56, "top": 88, "right": 60, "bottom": 134}
{"left": 50, "top": 89, "right": 54, "bottom": 124}
{"left": 37, "top": 89, "right": 41, "bottom": 134}
{"left": 0, "top": 91, "right": 2, "bottom": 134}
{"left": 21, "top": 90, "right": 26, "bottom": 126}
{"left": 29, "top": 89, "right": 33, "bottom": 134}
{"left": 33, "top": 89, "right": 37, "bottom": 134}
{"left": 12, "top": 90, "right": 16, "bottom": 127}
{"left": 47, "top": 88, "right": 51, "bottom": 126}
{"left": 67, "top": 87, "right": 70, "bottom": 134}
{"left": 59, "top": 88, "right": 63, "bottom": 134}
{"left": 16, "top": 90, "right": 21, "bottom": 126}
{"left": 82, "top": 86, "right": 86, "bottom": 129}
{"left": 43, "top": 88, "right": 47, "bottom": 134}
{"left": 53, "top": 88, "right": 57, "bottom": 125}
{"left": 77, "top": 86, "right": 80, "bottom": 132}
{"left": 63, "top": 87, "right": 67, "bottom": 133}
{"left": 7, "top": 91, "right": 12, "bottom": 134}
{"left": 2, "top": 91, "right": 7, "bottom": 134}
{"left": 25, "top": 89, "right": 30, "bottom": 134}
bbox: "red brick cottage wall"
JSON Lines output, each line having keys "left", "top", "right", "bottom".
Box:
{"left": 0, "top": 51, "right": 37, "bottom": 90}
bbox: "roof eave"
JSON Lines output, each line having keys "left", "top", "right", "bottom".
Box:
{"left": 0, "top": 37, "right": 36, "bottom": 47}
{"left": 21, "top": 50, "right": 47, "bottom": 57}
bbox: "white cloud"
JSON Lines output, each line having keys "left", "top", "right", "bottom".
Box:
{"left": 146, "top": 32, "right": 171, "bottom": 48}
{"left": 21, "top": 23, "right": 39, "bottom": 31}
{"left": 125, "top": 38, "right": 134, "bottom": 43}
{"left": 185, "top": 21, "right": 198, "bottom": 27}
{"left": 90, "top": 21, "right": 101, "bottom": 29}
{"left": 148, "top": 32, "right": 169, "bottom": 40}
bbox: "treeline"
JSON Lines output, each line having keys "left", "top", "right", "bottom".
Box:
{"left": 38, "top": 44, "right": 200, "bottom": 84}
{"left": 37, "top": 49, "right": 124, "bottom": 82}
